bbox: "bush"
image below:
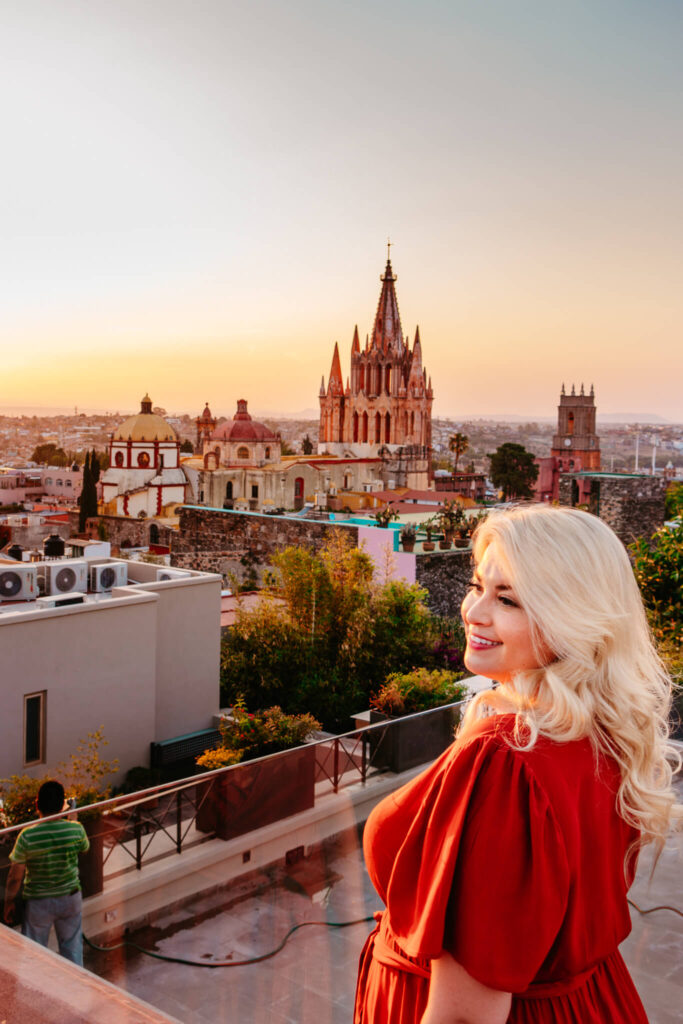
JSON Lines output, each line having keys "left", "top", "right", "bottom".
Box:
{"left": 370, "top": 669, "right": 469, "bottom": 717}
{"left": 631, "top": 521, "right": 683, "bottom": 642}
{"left": 196, "top": 701, "right": 320, "bottom": 769}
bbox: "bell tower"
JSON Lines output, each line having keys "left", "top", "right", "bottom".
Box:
{"left": 551, "top": 383, "right": 600, "bottom": 473}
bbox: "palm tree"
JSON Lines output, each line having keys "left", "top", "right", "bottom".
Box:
{"left": 448, "top": 432, "right": 469, "bottom": 475}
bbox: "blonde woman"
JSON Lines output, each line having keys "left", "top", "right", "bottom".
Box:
{"left": 354, "top": 504, "right": 679, "bottom": 1024}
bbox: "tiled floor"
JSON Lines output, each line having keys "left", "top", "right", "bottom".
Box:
{"left": 86, "top": 782, "right": 683, "bottom": 1023}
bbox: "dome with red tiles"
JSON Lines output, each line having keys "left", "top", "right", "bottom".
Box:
{"left": 211, "top": 400, "right": 278, "bottom": 442}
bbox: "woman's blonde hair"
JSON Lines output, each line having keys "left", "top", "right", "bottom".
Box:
{"left": 461, "top": 504, "right": 681, "bottom": 853}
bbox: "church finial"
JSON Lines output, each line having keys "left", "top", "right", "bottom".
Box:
{"left": 561, "top": 382, "right": 565, "bottom": 396}
{"left": 590, "top": 383, "right": 594, "bottom": 396}
{"left": 580, "top": 382, "right": 584, "bottom": 395}
{"left": 571, "top": 383, "right": 576, "bottom": 395}
{"left": 387, "top": 237, "right": 392, "bottom": 263}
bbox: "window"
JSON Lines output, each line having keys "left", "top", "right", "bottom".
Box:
{"left": 115, "top": 451, "right": 124, "bottom": 467}
{"left": 251, "top": 484, "right": 259, "bottom": 499}
{"left": 65, "top": 479, "right": 72, "bottom": 487}
{"left": 45, "top": 477, "right": 52, "bottom": 485}
{"left": 225, "top": 481, "right": 233, "bottom": 500}
{"left": 265, "top": 447, "right": 270, "bottom": 459}
{"left": 24, "top": 691, "right": 46, "bottom": 766}
{"left": 237, "top": 446, "right": 249, "bottom": 459}
{"left": 137, "top": 451, "right": 150, "bottom": 468}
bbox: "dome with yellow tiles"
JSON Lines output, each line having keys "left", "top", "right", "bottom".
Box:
{"left": 113, "top": 394, "right": 177, "bottom": 442}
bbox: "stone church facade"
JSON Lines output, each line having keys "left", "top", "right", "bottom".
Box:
{"left": 318, "top": 255, "right": 433, "bottom": 489}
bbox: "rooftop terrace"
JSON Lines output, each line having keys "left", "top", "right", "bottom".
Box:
{"left": 1, "top": 708, "right": 681, "bottom": 1022}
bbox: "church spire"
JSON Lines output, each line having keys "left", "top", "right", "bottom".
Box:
{"left": 328, "top": 342, "right": 343, "bottom": 394}
{"left": 371, "top": 255, "right": 404, "bottom": 354}
{"left": 351, "top": 325, "right": 360, "bottom": 355}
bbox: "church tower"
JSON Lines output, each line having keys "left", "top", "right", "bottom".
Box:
{"left": 551, "top": 383, "right": 600, "bottom": 473}
{"left": 195, "top": 402, "right": 217, "bottom": 453}
{"left": 318, "top": 254, "right": 433, "bottom": 467}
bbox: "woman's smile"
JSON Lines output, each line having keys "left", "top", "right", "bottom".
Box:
{"left": 461, "top": 544, "right": 545, "bottom": 684}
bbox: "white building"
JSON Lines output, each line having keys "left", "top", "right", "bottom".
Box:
{"left": 101, "top": 394, "right": 189, "bottom": 518}
{"left": 0, "top": 558, "right": 221, "bottom": 784}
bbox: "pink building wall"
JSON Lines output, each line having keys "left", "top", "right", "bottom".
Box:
{"left": 358, "top": 526, "right": 416, "bottom": 585}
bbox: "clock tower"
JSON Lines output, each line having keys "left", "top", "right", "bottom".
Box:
{"left": 551, "top": 383, "right": 600, "bottom": 473}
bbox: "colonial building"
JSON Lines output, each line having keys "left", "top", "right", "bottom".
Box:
{"left": 318, "top": 255, "right": 433, "bottom": 488}
{"left": 535, "top": 384, "right": 601, "bottom": 503}
{"left": 101, "top": 394, "right": 189, "bottom": 517}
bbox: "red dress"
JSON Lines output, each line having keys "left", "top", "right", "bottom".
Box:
{"left": 354, "top": 714, "right": 648, "bottom": 1023}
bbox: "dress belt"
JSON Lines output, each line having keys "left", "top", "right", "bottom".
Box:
{"left": 516, "top": 964, "right": 598, "bottom": 1000}
{"left": 370, "top": 909, "right": 603, "bottom": 999}
{"left": 371, "top": 911, "right": 431, "bottom": 981}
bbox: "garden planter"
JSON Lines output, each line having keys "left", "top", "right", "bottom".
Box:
{"left": 438, "top": 538, "right": 452, "bottom": 550}
{"left": 367, "top": 705, "right": 461, "bottom": 773}
{"left": 422, "top": 541, "right": 435, "bottom": 552}
{"left": 195, "top": 744, "right": 316, "bottom": 841}
{"left": 401, "top": 540, "right": 415, "bottom": 552}
{"left": 454, "top": 538, "right": 470, "bottom": 548}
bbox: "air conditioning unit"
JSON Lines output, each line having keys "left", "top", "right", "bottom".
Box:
{"left": 38, "top": 560, "right": 88, "bottom": 596}
{"left": 0, "top": 564, "right": 37, "bottom": 602}
{"left": 156, "top": 567, "right": 192, "bottom": 582}
{"left": 89, "top": 562, "right": 128, "bottom": 593}
{"left": 36, "top": 593, "right": 86, "bottom": 609}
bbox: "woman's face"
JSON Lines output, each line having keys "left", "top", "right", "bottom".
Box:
{"left": 461, "top": 544, "right": 547, "bottom": 685}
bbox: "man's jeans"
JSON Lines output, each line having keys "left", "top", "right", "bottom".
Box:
{"left": 22, "top": 891, "right": 83, "bottom": 966}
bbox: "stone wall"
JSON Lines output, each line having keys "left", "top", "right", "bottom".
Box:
{"left": 68, "top": 513, "right": 174, "bottom": 552}
{"left": 558, "top": 474, "right": 667, "bottom": 545}
{"left": 172, "top": 507, "right": 360, "bottom": 586}
{"left": 415, "top": 548, "right": 472, "bottom": 618}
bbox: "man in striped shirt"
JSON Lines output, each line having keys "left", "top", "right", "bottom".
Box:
{"left": 4, "top": 779, "right": 89, "bottom": 966}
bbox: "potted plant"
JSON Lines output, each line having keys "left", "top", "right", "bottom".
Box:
{"left": 422, "top": 519, "right": 436, "bottom": 552}
{"left": 438, "top": 500, "right": 462, "bottom": 543}
{"left": 195, "top": 701, "right": 321, "bottom": 841}
{"left": 366, "top": 669, "right": 469, "bottom": 773}
{"left": 374, "top": 505, "right": 399, "bottom": 528}
{"left": 400, "top": 523, "right": 417, "bottom": 552}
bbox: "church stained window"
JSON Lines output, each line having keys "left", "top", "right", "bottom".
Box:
{"left": 237, "top": 447, "right": 249, "bottom": 459}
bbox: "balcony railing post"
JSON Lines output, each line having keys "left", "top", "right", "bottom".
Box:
{"left": 333, "top": 737, "right": 340, "bottom": 793}
{"left": 176, "top": 790, "right": 182, "bottom": 854}
{"left": 134, "top": 804, "right": 142, "bottom": 870}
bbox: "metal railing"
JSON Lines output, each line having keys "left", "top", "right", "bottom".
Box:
{"left": 0, "top": 699, "right": 468, "bottom": 888}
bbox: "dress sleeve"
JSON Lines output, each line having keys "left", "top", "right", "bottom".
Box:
{"left": 384, "top": 727, "right": 570, "bottom": 993}
{"left": 444, "top": 742, "right": 570, "bottom": 992}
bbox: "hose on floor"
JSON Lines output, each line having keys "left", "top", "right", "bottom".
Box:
{"left": 84, "top": 914, "right": 377, "bottom": 968}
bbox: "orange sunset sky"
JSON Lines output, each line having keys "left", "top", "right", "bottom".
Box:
{"left": 2, "top": 1, "right": 682, "bottom": 421}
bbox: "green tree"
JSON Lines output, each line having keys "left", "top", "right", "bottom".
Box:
{"left": 220, "top": 531, "right": 459, "bottom": 729}
{"left": 630, "top": 520, "right": 682, "bottom": 642}
{"left": 30, "top": 442, "right": 69, "bottom": 466}
{"left": 488, "top": 443, "right": 539, "bottom": 500}
{"left": 448, "top": 432, "right": 469, "bottom": 475}
{"left": 78, "top": 451, "right": 98, "bottom": 531}
{"left": 90, "top": 449, "right": 101, "bottom": 483}
{"left": 665, "top": 481, "right": 683, "bottom": 519}
{"left": 180, "top": 439, "right": 194, "bottom": 454}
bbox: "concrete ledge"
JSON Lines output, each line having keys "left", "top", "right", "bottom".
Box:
{"left": 0, "top": 926, "right": 180, "bottom": 1023}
